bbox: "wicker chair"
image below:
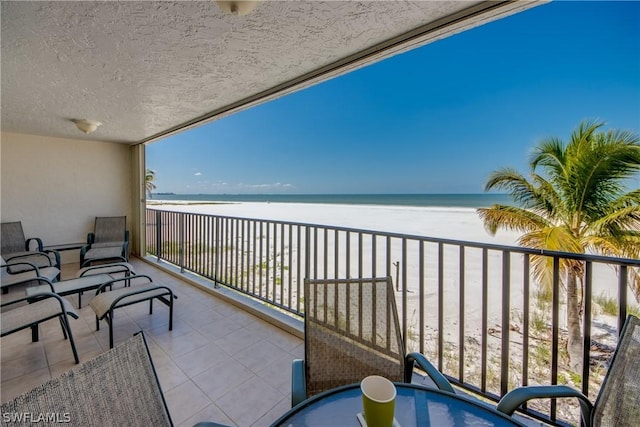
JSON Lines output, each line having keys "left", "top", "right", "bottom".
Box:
{"left": 1, "top": 221, "right": 60, "bottom": 271}
{"left": 291, "top": 277, "right": 453, "bottom": 407}
{"left": 0, "top": 333, "right": 170, "bottom": 426}
{"left": 80, "top": 216, "right": 129, "bottom": 267}
{"left": 1, "top": 290, "right": 79, "bottom": 364}
{"left": 497, "top": 315, "right": 640, "bottom": 426}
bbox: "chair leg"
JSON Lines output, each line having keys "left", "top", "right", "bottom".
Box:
{"left": 78, "top": 292, "right": 83, "bottom": 308}
{"left": 59, "top": 314, "right": 80, "bottom": 364}
{"left": 149, "top": 299, "right": 153, "bottom": 315}
{"left": 169, "top": 295, "right": 174, "bottom": 331}
{"left": 96, "top": 315, "right": 100, "bottom": 331}
{"left": 58, "top": 317, "right": 68, "bottom": 339}
{"left": 109, "top": 309, "right": 114, "bottom": 349}
{"left": 31, "top": 325, "right": 39, "bottom": 342}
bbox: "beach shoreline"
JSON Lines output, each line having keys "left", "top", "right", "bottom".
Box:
{"left": 148, "top": 199, "right": 523, "bottom": 246}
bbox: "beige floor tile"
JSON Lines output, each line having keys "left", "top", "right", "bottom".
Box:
{"left": 215, "top": 376, "right": 285, "bottom": 427}
{"left": 192, "top": 358, "right": 254, "bottom": 401}
{"left": 174, "top": 341, "right": 231, "bottom": 378}
{"left": 214, "top": 326, "right": 265, "bottom": 356}
{"left": 233, "top": 340, "right": 292, "bottom": 373}
{"left": 0, "top": 367, "right": 50, "bottom": 403}
{"left": 251, "top": 395, "right": 291, "bottom": 427}
{"left": 177, "top": 307, "right": 225, "bottom": 329}
{"left": 164, "top": 380, "right": 212, "bottom": 425}
{"left": 155, "top": 357, "right": 190, "bottom": 392}
{"left": 256, "top": 356, "right": 295, "bottom": 396}
{"left": 0, "top": 335, "right": 45, "bottom": 363}
{"left": 198, "top": 317, "right": 245, "bottom": 341}
{"left": 152, "top": 329, "right": 210, "bottom": 358}
{"left": 0, "top": 351, "right": 47, "bottom": 383}
{"left": 179, "top": 402, "right": 237, "bottom": 427}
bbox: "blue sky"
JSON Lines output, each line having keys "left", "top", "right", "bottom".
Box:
{"left": 147, "top": 1, "right": 640, "bottom": 195}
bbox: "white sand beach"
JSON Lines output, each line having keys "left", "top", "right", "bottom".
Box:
{"left": 150, "top": 201, "right": 522, "bottom": 245}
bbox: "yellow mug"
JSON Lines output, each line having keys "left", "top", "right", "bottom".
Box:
{"left": 360, "top": 375, "right": 396, "bottom": 427}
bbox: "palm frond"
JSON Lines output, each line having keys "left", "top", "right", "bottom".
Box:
{"left": 477, "top": 205, "right": 549, "bottom": 235}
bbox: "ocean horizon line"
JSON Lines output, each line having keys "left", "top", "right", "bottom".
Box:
{"left": 149, "top": 192, "right": 512, "bottom": 209}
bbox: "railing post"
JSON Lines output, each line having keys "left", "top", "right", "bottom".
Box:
{"left": 156, "top": 210, "right": 162, "bottom": 262}
{"left": 618, "top": 265, "right": 628, "bottom": 334}
{"left": 179, "top": 214, "right": 185, "bottom": 273}
{"left": 304, "top": 226, "right": 311, "bottom": 281}
{"left": 500, "top": 250, "right": 511, "bottom": 397}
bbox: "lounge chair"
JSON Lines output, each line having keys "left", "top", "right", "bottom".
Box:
{"left": 90, "top": 275, "right": 176, "bottom": 348}
{"left": 497, "top": 315, "right": 640, "bottom": 426}
{"left": 1, "top": 290, "right": 79, "bottom": 364}
{"left": 291, "top": 276, "right": 453, "bottom": 407}
{"left": 1, "top": 255, "right": 60, "bottom": 294}
{"left": 80, "top": 216, "right": 129, "bottom": 267}
{"left": 1, "top": 221, "right": 60, "bottom": 271}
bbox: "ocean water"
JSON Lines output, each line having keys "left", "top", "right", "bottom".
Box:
{"left": 150, "top": 193, "right": 513, "bottom": 208}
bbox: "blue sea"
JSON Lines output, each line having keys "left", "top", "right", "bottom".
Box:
{"left": 151, "top": 193, "right": 512, "bottom": 208}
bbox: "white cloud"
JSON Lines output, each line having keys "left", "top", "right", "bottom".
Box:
{"left": 194, "top": 172, "right": 202, "bottom": 176}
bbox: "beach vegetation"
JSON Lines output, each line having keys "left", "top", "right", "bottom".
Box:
{"left": 594, "top": 293, "right": 619, "bottom": 316}
{"left": 145, "top": 169, "right": 157, "bottom": 198}
{"left": 628, "top": 304, "right": 640, "bottom": 318}
{"left": 478, "top": 120, "right": 640, "bottom": 368}
{"left": 594, "top": 293, "right": 640, "bottom": 318}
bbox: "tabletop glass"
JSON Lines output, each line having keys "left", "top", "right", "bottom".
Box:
{"left": 271, "top": 384, "right": 525, "bottom": 427}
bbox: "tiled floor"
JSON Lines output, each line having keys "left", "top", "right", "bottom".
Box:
{"left": 0, "top": 258, "right": 303, "bottom": 426}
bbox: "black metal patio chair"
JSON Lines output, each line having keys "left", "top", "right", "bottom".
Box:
{"left": 497, "top": 315, "right": 640, "bottom": 426}
{"left": 291, "top": 276, "right": 453, "bottom": 407}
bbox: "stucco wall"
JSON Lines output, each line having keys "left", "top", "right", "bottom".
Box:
{"left": 1, "top": 132, "right": 133, "bottom": 263}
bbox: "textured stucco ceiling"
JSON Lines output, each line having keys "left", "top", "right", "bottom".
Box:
{"left": 1, "top": 1, "right": 542, "bottom": 145}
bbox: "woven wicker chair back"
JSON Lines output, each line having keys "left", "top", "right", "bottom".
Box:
{"left": 304, "top": 277, "right": 405, "bottom": 398}
{"left": 592, "top": 315, "right": 640, "bottom": 426}
{"left": 0, "top": 333, "right": 172, "bottom": 426}
{"left": 93, "top": 216, "right": 126, "bottom": 244}
{"left": 1, "top": 221, "right": 26, "bottom": 255}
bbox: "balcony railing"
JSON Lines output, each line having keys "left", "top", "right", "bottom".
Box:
{"left": 145, "top": 207, "right": 640, "bottom": 426}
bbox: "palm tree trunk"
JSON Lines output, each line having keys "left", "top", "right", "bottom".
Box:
{"left": 566, "top": 271, "right": 583, "bottom": 369}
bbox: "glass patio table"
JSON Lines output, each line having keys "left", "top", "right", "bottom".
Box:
{"left": 271, "top": 383, "right": 526, "bottom": 427}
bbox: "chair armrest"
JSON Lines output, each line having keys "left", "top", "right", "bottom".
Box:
{"left": 125, "top": 230, "right": 130, "bottom": 242}
{"left": 80, "top": 245, "right": 90, "bottom": 265}
{"left": 404, "top": 352, "right": 455, "bottom": 393}
{"left": 87, "top": 232, "right": 95, "bottom": 244}
{"left": 1, "top": 289, "right": 75, "bottom": 319}
{"left": 0, "top": 269, "right": 54, "bottom": 292}
{"left": 44, "top": 249, "right": 61, "bottom": 269}
{"left": 2, "top": 260, "right": 40, "bottom": 276}
{"left": 94, "top": 274, "right": 154, "bottom": 294}
{"left": 496, "top": 385, "right": 593, "bottom": 425}
{"left": 25, "top": 237, "right": 44, "bottom": 252}
{"left": 291, "top": 359, "right": 307, "bottom": 407}
{"left": 4, "top": 251, "right": 53, "bottom": 267}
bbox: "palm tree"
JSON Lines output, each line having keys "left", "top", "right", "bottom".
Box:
{"left": 145, "top": 169, "right": 157, "bottom": 199}
{"left": 477, "top": 120, "right": 640, "bottom": 368}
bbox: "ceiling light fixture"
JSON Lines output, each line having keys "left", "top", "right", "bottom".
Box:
{"left": 216, "top": 1, "right": 259, "bottom": 16}
{"left": 71, "top": 119, "right": 102, "bottom": 134}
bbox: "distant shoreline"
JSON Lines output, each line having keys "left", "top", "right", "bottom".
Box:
{"left": 148, "top": 193, "right": 512, "bottom": 209}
